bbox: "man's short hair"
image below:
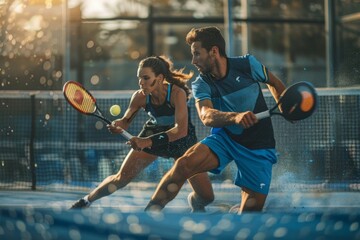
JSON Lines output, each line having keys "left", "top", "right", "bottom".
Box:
{"left": 185, "top": 26, "right": 227, "bottom": 57}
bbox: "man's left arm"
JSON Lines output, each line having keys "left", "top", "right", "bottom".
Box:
{"left": 266, "top": 71, "right": 286, "bottom": 103}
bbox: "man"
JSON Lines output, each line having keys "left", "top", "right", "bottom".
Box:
{"left": 143, "top": 26, "right": 286, "bottom": 213}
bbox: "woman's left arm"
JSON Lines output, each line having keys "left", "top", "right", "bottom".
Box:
{"left": 166, "top": 87, "right": 189, "bottom": 142}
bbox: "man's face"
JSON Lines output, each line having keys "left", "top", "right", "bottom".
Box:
{"left": 190, "top": 41, "right": 213, "bottom": 74}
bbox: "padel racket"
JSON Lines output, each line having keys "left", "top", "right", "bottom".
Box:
{"left": 63, "top": 80, "right": 133, "bottom": 140}
{"left": 255, "top": 81, "right": 318, "bottom": 121}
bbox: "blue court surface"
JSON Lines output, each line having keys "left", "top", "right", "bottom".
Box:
{"left": 1, "top": 190, "right": 360, "bottom": 239}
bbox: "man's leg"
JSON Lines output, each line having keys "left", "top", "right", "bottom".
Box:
{"left": 145, "top": 143, "right": 218, "bottom": 211}
{"left": 187, "top": 172, "right": 215, "bottom": 212}
{"left": 238, "top": 187, "right": 267, "bottom": 213}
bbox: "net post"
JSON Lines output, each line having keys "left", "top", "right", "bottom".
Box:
{"left": 30, "top": 94, "right": 36, "bottom": 190}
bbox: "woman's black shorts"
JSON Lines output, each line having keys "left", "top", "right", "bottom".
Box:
{"left": 138, "top": 123, "right": 197, "bottom": 159}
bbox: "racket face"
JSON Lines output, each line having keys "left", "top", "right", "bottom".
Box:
{"left": 279, "top": 81, "right": 318, "bottom": 121}
{"left": 63, "top": 81, "right": 97, "bottom": 114}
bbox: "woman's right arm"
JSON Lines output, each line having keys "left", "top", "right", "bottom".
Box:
{"left": 108, "top": 90, "right": 144, "bottom": 133}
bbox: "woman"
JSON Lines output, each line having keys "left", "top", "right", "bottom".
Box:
{"left": 70, "top": 56, "right": 214, "bottom": 212}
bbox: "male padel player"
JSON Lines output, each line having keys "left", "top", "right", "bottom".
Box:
{"left": 144, "top": 26, "right": 286, "bottom": 213}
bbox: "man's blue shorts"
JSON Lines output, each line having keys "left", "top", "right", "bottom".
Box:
{"left": 201, "top": 129, "right": 278, "bottom": 195}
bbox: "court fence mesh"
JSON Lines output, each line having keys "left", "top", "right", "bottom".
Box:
{"left": 0, "top": 88, "right": 359, "bottom": 194}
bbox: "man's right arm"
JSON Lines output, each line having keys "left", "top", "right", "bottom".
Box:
{"left": 195, "top": 99, "right": 258, "bottom": 129}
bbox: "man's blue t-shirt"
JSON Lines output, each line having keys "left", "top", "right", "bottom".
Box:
{"left": 192, "top": 54, "right": 275, "bottom": 149}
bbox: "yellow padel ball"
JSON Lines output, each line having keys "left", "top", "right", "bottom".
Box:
{"left": 109, "top": 105, "right": 121, "bottom": 116}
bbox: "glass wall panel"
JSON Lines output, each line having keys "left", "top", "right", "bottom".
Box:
{"left": 69, "top": 0, "right": 149, "bottom": 18}
{"left": 71, "top": 20, "right": 148, "bottom": 90}
{"left": 0, "top": 0, "right": 65, "bottom": 90}
{"left": 152, "top": 0, "right": 224, "bottom": 17}
{"left": 1, "top": 0, "right": 358, "bottom": 90}
{"left": 233, "top": 22, "right": 326, "bottom": 87}
{"left": 337, "top": 0, "right": 360, "bottom": 16}
{"left": 153, "top": 21, "right": 326, "bottom": 88}
{"left": 153, "top": 24, "right": 224, "bottom": 81}
{"left": 335, "top": 0, "right": 360, "bottom": 86}
{"left": 233, "top": 0, "right": 324, "bottom": 20}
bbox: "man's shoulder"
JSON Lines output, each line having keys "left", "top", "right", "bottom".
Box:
{"left": 231, "top": 54, "right": 263, "bottom": 66}
{"left": 229, "top": 54, "right": 252, "bottom": 63}
{"left": 192, "top": 74, "right": 210, "bottom": 85}
{"left": 228, "top": 54, "right": 253, "bottom": 73}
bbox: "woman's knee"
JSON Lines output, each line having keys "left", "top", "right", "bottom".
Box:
{"left": 112, "top": 173, "right": 131, "bottom": 188}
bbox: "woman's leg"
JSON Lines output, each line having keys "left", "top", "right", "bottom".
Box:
{"left": 87, "top": 149, "right": 157, "bottom": 202}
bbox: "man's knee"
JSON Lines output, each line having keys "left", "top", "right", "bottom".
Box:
{"left": 173, "top": 156, "right": 196, "bottom": 179}
{"left": 241, "top": 187, "right": 267, "bottom": 212}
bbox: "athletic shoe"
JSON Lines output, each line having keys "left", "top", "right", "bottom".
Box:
{"left": 187, "top": 192, "right": 206, "bottom": 212}
{"left": 229, "top": 203, "right": 240, "bottom": 214}
{"left": 70, "top": 198, "right": 91, "bottom": 209}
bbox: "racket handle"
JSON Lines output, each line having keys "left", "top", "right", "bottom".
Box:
{"left": 107, "top": 119, "right": 133, "bottom": 140}
{"left": 121, "top": 130, "right": 133, "bottom": 140}
{"left": 255, "top": 110, "right": 270, "bottom": 120}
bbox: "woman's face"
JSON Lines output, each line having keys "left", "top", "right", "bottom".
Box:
{"left": 137, "top": 67, "right": 159, "bottom": 95}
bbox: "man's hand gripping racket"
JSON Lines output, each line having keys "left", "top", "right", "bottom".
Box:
{"left": 255, "top": 81, "right": 318, "bottom": 121}
{"left": 63, "top": 80, "right": 133, "bottom": 140}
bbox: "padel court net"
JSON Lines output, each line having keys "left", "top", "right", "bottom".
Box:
{"left": 1, "top": 88, "right": 360, "bottom": 239}
{"left": 0, "top": 88, "right": 359, "bottom": 193}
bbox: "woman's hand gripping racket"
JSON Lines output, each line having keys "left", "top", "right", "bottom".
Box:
{"left": 63, "top": 80, "right": 133, "bottom": 140}
{"left": 255, "top": 81, "right": 318, "bottom": 121}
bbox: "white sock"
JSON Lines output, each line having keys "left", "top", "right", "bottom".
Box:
{"left": 83, "top": 195, "right": 91, "bottom": 206}
{"left": 188, "top": 192, "right": 207, "bottom": 212}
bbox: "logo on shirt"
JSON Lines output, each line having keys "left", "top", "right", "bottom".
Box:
{"left": 158, "top": 135, "right": 164, "bottom": 139}
{"left": 236, "top": 76, "right": 241, "bottom": 82}
{"left": 260, "top": 183, "right": 266, "bottom": 189}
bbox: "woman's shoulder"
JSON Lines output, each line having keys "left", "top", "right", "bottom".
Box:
{"left": 170, "top": 84, "right": 186, "bottom": 98}
{"left": 132, "top": 89, "right": 145, "bottom": 97}
{"left": 131, "top": 89, "right": 147, "bottom": 105}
